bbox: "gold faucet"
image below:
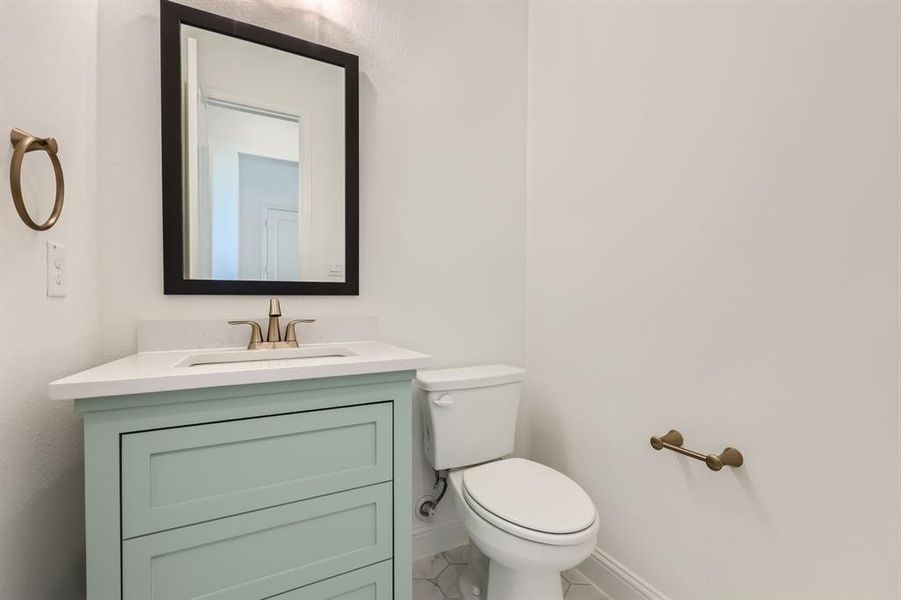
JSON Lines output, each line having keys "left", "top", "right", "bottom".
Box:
{"left": 229, "top": 298, "right": 315, "bottom": 350}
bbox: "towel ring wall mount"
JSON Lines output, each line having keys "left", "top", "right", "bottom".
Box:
{"left": 9, "top": 128, "right": 65, "bottom": 231}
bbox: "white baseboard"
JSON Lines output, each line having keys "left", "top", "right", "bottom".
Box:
{"left": 578, "top": 547, "right": 671, "bottom": 600}
{"left": 412, "top": 517, "right": 468, "bottom": 560}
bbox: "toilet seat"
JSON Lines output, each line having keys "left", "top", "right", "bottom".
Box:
{"left": 461, "top": 458, "right": 597, "bottom": 546}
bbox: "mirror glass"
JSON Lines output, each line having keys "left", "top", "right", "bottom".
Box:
{"left": 180, "top": 24, "right": 346, "bottom": 283}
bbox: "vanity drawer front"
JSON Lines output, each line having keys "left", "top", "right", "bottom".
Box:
{"left": 270, "top": 561, "right": 392, "bottom": 600}
{"left": 121, "top": 403, "right": 392, "bottom": 538}
{"left": 122, "top": 483, "right": 392, "bottom": 600}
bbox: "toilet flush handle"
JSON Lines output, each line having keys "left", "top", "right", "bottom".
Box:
{"left": 432, "top": 394, "right": 454, "bottom": 407}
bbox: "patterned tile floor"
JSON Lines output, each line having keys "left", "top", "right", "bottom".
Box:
{"left": 413, "top": 543, "right": 608, "bottom": 600}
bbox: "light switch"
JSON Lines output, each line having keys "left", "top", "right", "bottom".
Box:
{"left": 47, "top": 241, "right": 67, "bottom": 298}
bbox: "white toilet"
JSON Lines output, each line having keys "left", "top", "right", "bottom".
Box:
{"left": 416, "top": 365, "right": 598, "bottom": 600}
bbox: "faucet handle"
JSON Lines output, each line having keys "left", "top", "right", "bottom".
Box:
{"left": 228, "top": 320, "right": 264, "bottom": 349}
{"left": 284, "top": 319, "right": 315, "bottom": 345}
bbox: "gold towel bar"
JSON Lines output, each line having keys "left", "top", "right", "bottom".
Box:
{"left": 650, "top": 429, "right": 744, "bottom": 471}
{"left": 9, "top": 128, "right": 65, "bottom": 231}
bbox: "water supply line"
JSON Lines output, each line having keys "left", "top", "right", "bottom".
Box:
{"left": 417, "top": 470, "right": 448, "bottom": 519}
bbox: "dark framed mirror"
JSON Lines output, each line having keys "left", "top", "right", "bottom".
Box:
{"left": 160, "top": 0, "right": 358, "bottom": 295}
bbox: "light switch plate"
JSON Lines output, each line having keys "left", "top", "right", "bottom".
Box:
{"left": 47, "top": 241, "right": 67, "bottom": 298}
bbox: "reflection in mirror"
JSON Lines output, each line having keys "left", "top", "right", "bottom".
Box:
{"left": 180, "top": 24, "right": 346, "bottom": 283}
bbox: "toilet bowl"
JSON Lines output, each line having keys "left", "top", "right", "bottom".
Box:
{"left": 416, "top": 365, "right": 599, "bottom": 600}
{"left": 449, "top": 460, "right": 598, "bottom": 600}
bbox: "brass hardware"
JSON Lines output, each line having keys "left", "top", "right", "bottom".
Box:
{"left": 9, "top": 128, "right": 65, "bottom": 231}
{"left": 284, "top": 319, "right": 315, "bottom": 345}
{"left": 650, "top": 429, "right": 744, "bottom": 472}
{"left": 705, "top": 447, "right": 744, "bottom": 472}
{"left": 228, "top": 320, "right": 264, "bottom": 349}
{"left": 267, "top": 298, "right": 282, "bottom": 344}
{"left": 229, "top": 298, "right": 316, "bottom": 350}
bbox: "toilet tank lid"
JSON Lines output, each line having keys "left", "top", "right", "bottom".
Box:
{"left": 416, "top": 365, "right": 525, "bottom": 392}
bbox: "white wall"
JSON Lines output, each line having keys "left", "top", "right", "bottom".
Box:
{"left": 0, "top": 1, "right": 100, "bottom": 597}
{"left": 5, "top": 2, "right": 897, "bottom": 598}
{"left": 97, "top": 0, "right": 526, "bottom": 548}
{"left": 525, "top": 2, "right": 900, "bottom": 599}
{"left": 0, "top": 2, "right": 525, "bottom": 596}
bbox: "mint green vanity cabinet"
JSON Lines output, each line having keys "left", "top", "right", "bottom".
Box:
{"left": 121, "top": 403, "right": 393, "bottom": 537}
{"left": 77, "top": 371, "right": 414, "bottom": 600}
{"left": 270, "top": 561, "right": 393, "bottom": 600}
{"left": 123, "top": 484, "right": 392, "bottom": 600}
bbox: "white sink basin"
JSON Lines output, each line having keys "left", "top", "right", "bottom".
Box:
{"left": 176, "top": 346, "right": 358, "bottom": 367}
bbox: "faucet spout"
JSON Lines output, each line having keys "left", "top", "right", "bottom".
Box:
{"left": 230, "top": 298, "right": 314, "bottom": 349}
{"left": 267, "top": 298, "right": 282, "bottom": 342}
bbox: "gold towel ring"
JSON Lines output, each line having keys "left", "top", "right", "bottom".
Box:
{"left": 9, "top": 128, "right": 65, "bottom": 231}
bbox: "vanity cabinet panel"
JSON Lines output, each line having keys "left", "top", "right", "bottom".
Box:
{"left": 270, "top": 561, "right": 393, "bottom": 600}
{"left": 121, "top": 402, "right": 392, "bottom": 537}
{"left": 122, "top": 483, "right": 392, "bottom": 600}
{"left": 77, "top": 371, "right": 415, "bottom": 600}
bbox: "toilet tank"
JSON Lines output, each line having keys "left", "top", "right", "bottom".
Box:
{"left": 416, "top": 365, "right": 525, "bottom": 471}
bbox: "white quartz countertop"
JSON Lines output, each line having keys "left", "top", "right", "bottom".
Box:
{"left": 49, "top": 341, "right": 430, "bottom": 400}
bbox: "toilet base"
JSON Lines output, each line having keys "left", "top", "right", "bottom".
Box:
{"left": 487, "top": 560, "right": 564, "bottom": 600}
{"left": 458, "top": 563, "right": 564, "bottom": 600}
{"left": 458, "top": 566, "right": 481, "bottom": 600}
